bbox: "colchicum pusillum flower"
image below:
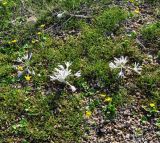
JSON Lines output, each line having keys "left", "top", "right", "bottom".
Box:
{"left": 109, "top": 56, "right": 142, "bottom": 78}
{"left": 109, "top": 56, "right": 128, "bottom": 78}
{"left": 16, "top": 52, "right": 32, "bottom": 63}
{"left": 118, "top": 68, "right": 125, "bottom": 78}
{"left": 50, "top": 62, "right": 81, "bottom": 92}
{"left": 74, "top": 71, "right": 81, "bottom": 77}
{"left": 14, "top": 52, "right": 35, "bottom": 78}
{"left": 15, "top": 66, "right": 35, "bottom": 78}
{"left": 109, "top": 56, "right": 128, "bottom": 69}
{"left": 133, "top": 62, "right": 142, "bottom": 74}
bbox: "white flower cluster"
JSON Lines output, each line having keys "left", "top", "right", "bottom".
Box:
{"left": 109, "top": 56, "right": 142, "bottom": 78}
{"left": 13, "top": 52, "right": 35, "bottom": 78}
{"left": 50, "top": 62, "right": 81, "bottom": 92}
{"left": 16, "top": 52, "right": 32, "bottom": 63}
{"left": 13, "top": 53, "right": 142, "bottom": 92}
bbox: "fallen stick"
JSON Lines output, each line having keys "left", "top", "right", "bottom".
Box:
{"left": 68, "top": 13, "right": 92, "bottom": 19}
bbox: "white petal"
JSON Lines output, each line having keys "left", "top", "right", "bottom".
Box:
{"left": 50, "top": 76, "right": 57, "bottom": 81}
{"left": 65, "top": 62, "right": 72, "bottom": 68}
{"left": 23, "top": 54, "right": 29, "bottom": 60}
{"left": 74, "top": 71, "right": 81, "bottom": 77}
{"left": 32, "top": 70, "right": 35, "bottom": 75}
{"left": 133, "top": 62, "right": 142, "bottom": 74}
{"left": 18, "top": 71, "right": 23, "bottom": 78}
{"left": 28, "top": 52, "right": 32, "bottom": 60}
{"left": 16, "top": 57, "right": 23, "bottom": 63}
{"left": 109, "top": 62, "right": 117, "bottom": 69}
{"left": 54, "top": 68, "right": 61, "bottom": 73}
{"left": 118, "top": 69, "right": 125, "bottom": 78}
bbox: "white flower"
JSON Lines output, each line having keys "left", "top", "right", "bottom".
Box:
{"left": 118, "top": 68, "right": 125, "bottom": 78}
{"left": 23, "top": 52, "right": 32, "bottom": 61}
{"left": 32, "top": 70, "right": 35, "bottom": 75}
{"left": 133, "top": 62, "right": 142, "bottom": 74}
{"left": 114, "top": 56, "right": 128, "bottom": 68}
{"left": 74, "top": 71, "right": 81, "bottom": 77}
{"left": 50, "top": 62, "right": 72, "bottom": 83}
{"left": 50, "top": 66, "right": 71, "bottom": 83}
{"left": 65, "top": 61, "right": 72, "bottom": 69}
{"left": 16, "top": 57, "right": 23, "bottom": 63}
{"left": 22, "top": 54, "right": 29, "bottom": 61}
{"left": 109, "top": 56, "right": 128, "bottom": 70}
{"left": 50, "top": 62, "right": 80, "bottom": 92}
{"left": 16, "top": 52, "right": 32, "bottom": 63}
{"left": 24, "top": 67, "right": 35, "bottom": 75}
{"left": 109, "top": 62, "right": 117, "bottom": 69}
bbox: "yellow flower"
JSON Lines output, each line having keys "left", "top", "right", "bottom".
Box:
{"left": 104, "top": 97, "right": 112, "bottom": 102}
{"left": 134, "top": 8, "right": 140, "bottom": 14}
{"left": 85, "top": 111, "right": 92, "bottom": 118}
{"left": 11, "top": 40, "right": 17, "bottom": 43}
{"left": 25, "top": 75, "right": 32, "bottom": 81}
{"left": 32, "top": 40, "right": 36, "bottom": 44}
{"left": 37, "top": 32, "right": 42, "bottom": 35}
{"left": 129, "top": 0, "right": 134, "bottom": 3}
{"left": 40, "top": 24, "right": 45, "bottom": 28}
{"left": 149, "top": 103, "right": 155, "bottom": 108}
{"left": 17, "top": 66, "right": 23, "bottom": 71}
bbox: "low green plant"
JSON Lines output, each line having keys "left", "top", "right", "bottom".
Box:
{"left": 155, "top": 118, "right": 160, "bottom": 128}
{"left": 12, "top": 118, "right": 28, "bottom": 134}
{"left": 89, "top": 99, "right": 100, "bottom": 111}
{"left": 140, "top": 115, "right": 148, "bottom": 124}
{"left": 142, "top": 103, "right": 158, "bottom": 118}
{"left": 137, "top": 66, "right": 160, "bottom": 100}
{"left": 103, "top": 103, "right": 116, "bottom": 120}
{"left": 141, "top": 22, "right": 160, "bottom": 49}
{"left": 95, "top": 7, "right": 128, "bottom": 33}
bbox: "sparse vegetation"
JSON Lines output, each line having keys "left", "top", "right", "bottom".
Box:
{"left": 0, "top": 0, "right": 159, "bottom": 142}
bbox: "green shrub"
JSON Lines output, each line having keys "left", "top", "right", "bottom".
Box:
{"left": 0, "top": 88, "right": 84, "bottom": 142}
{"left": 137, "top": 67, "right": 160, "bottom": 99}
{"left": 95, "top": 7, "right": 128, "bottom": 33}
{"left": 141, "top": 22, "right": 160, "bottom": 49}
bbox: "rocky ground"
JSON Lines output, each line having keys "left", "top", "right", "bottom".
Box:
{"left": 83, "top": 96, "right": 159, "bottom": 142}
{"left": 0, "top": 0, "right": 159, "bottom": 142}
